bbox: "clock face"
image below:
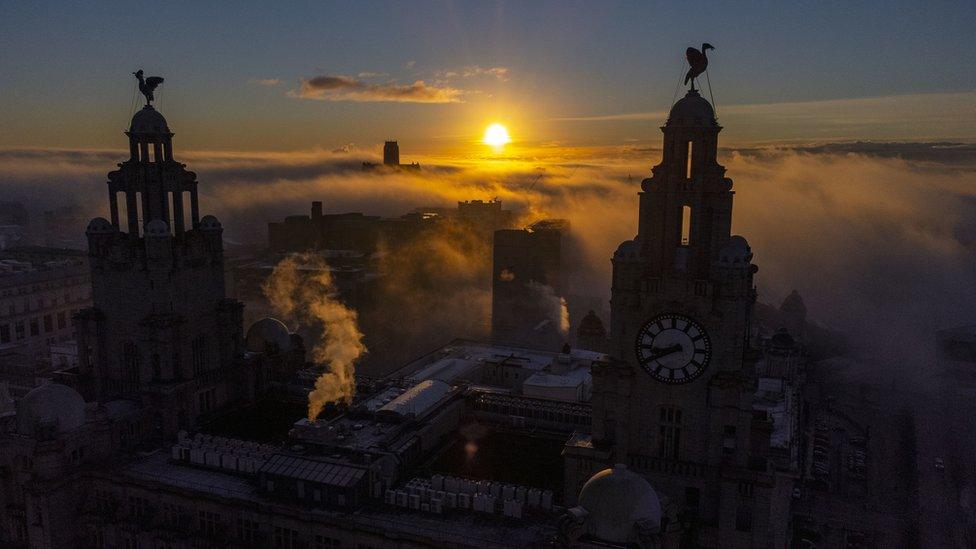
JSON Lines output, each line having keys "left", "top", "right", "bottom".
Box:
{"left": 635, "top": 314, "right": 711, "bottom": 384}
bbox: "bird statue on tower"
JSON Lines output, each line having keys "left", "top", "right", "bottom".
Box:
{"left": 133, "top": 69, "right": 164, "bottom": 106}
{"left": 684, "top": 43, "right": 714, "bottom": 90}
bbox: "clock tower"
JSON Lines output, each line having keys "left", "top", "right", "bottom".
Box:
{"left": 564, "top": 87, "right": 790, "bottom": 548}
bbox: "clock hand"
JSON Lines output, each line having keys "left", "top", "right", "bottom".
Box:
{"left": 649, "top": 344, "right": 683, "bottom": 359}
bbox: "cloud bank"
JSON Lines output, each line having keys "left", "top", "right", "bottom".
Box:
{"left": 2, "top": 141, "right": 974, "bottom": 379}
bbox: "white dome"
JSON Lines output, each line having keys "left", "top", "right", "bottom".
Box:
{"left": 578, "top": 464, "right": 662, "bottom": 544}
{"left": 16, "top": 383, "right": 86, "bottom": 435}
{"left": 245, "top": 317, "right": 292, "bottom": 353}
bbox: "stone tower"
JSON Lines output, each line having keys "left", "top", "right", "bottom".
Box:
{"left": 73, "top": 105, "right": 245, "bottom": 435}
{"left": 564, "top": 89, "right": 789, "bottom": 548}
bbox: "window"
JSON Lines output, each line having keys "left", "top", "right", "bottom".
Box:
{"left": 29, "top": 318, "right": 39, "bottom": 337}
{"left": 274, "top": 526, "right": 299, "bottom": 549}
{"left": 152, "top": 353, "right": 161, "bottom": 380}
{"left": 192, "top": 336, "right": 207, "bottom": 374}
{"left": 0, "top": 324, "right": 9, "bottom": 343}
{"left": 658, "top": 406, "right": 682, "bottom": 460}
{"left": 680, "top": 205, "right": 692, "bottom": 246}
{"left": 315, "top": 534, "right": 342, "bottom": 549}
{"left": 686, "top": 140, "right": 693, "bottom": 179}
{"left": 124, "top": 341, "right": 140, "bottom": 383}
{"left": 14, "top": 321, "right": 25, "bottom": 340}
{"left": 198, "top": 510, "right": 220, "bottom": 537}
{"left": 43, "top": 315, "right": 53, "bottom": 333}
{"left": 723, "top": 425, "right": 737, "bottom": 456}
{"left": 735, "top": 506, "right": 753, "bottom": 532}
{"left": 238, "top": 518, "right": 260, "bottom": 542}
{"left": 57, "top": 311, "right": 66, "bottom": 330}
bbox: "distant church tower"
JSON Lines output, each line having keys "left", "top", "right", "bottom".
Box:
{"left": 73, "top": 104, "right": 245, "bottom": 435}
{"left": 383, "top": 140, "right": 400, "bottom": 166}
{"left": 564, "top": 89, "right": 789, "bottom": 548}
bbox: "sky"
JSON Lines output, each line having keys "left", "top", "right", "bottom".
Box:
{"left": 2, "top": 1, "right": 975, "bottom": 153}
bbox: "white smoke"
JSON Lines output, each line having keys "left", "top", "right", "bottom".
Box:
{"left": 262, "top": 253, "right": 366, "bottom": 420}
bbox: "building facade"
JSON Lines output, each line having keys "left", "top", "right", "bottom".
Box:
{"left": 564, "top": 89, "right": 791, "bottom": 548}
{"left": 0, "top": 249, "right": 90, "bottom": 395}
{"left": 68, "top": 105, "right": 248, "bottom": 436}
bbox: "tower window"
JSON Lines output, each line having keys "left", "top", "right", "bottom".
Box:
{"left": 686, "top": 140, "right": 693, "bottom": 179}
{"left": 681, "top": 205, "right": 692, "bottom": 246}
{"left": 658, "top": 406, "right": 682, "bottom": 460}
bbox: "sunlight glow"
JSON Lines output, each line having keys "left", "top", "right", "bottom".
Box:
{"left": 483, "top": 123, "right": 512, "bottom": 148}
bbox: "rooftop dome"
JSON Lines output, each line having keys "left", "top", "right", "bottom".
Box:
{"left": 614, "top": 238, "right": 641, "bottom": 261}
{"left": 129, "top": 105, "right": 171, "bottom": 135}
{"left": 667, "top": 89, "right": 716, "bottom": 126}
{"left": 16, "top": 383, "right": 86, "bottom": 436}
{"left": 578, "top": 464, "right": 662, "bottom": 544}
{"left": 199, "top": 215, "right": 222, "bottom": 231}
{"left": 578, "top": 310, "right": 606, "bottom": 336}
{"left": 245, "top": 317, "right": 292, "bottom": 354}
{"left": 717, "top": 235, "right": 753, "bottom": 265}
{"left": 86, "top": 217, "right": 116, "bottom": 234}
{"left": 145, "top": 219, "right": 170, "bottom": 237}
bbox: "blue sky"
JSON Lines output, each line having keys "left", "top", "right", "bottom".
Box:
{"left": 2, "top": 1, "right": 974, "bottom": 151}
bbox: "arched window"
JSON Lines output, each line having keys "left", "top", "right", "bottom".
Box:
{"left": 681, "top": 205, "right": 692, "bottom": 246}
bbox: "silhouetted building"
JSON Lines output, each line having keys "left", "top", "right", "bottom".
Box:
{"left": 363, "top": 140, "right": 420, "bottom": 171}
{"left": 492, "top": 221, "right": 565, "bottom": 349}
{"left": 576, "top": 310, "right": 608, "bottom": 353}
{"left": 268, "top": 199, "right": 515, "bottom": 254}
{"left": 563, "top": 89, "right": 792, "bottom": 548}
{"left": 68, "top": 105, "right": 257, "bottom": 435}
{"left": 383, "top": 140, "right": 400, "bottom": 166}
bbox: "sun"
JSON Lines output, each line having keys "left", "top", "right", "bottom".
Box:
{"left": 483, "top": 123, "right": 511, "bottom": 148}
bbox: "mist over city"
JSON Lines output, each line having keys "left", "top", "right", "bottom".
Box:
{"left": 1, "top": 2, "right": 974, "bottom": 548}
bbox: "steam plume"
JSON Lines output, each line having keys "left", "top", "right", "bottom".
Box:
{"left": 262, "top": 253, "right": 366, "bottom": 420}
{"left": 528, "top": 281, "right": 570, "bottom": 335}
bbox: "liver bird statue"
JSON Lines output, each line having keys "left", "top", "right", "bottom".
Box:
{"left": 133, "top": 70, "right": 164, "bottom": 106}
{"left": 684, "top": 43, "right": 714, "bottom": 90}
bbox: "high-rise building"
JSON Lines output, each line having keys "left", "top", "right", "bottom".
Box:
{"left": 70, "top": 104, "right": 247, "bottom": 435}
{"left": 383, "top": 140, "right": 400, "bottom": 166}
{"left": 564, "top": 89, "right": 791, "bottom": 548}
{"left": 491, "top": 223, "right": 564, "bottom": 349}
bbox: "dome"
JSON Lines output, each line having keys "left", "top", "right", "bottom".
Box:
{"left": 613, "top": 239, "right": 640, "bottom": 261}
{"left": 245, "top": 317, "right": 292, "bottom": 353}
{"left": 86, "top": 217, "right": 116, "bottom": 234}
{"left": 145, "top": 219, "right": 170, "bottom": 237}
{"left": 199, "top": 215, "right": 222, "bottom": 231}
{"left": 129, "top": 105, "right": 171, "bottom": 134}
{"left": 578, "top": 464, "right": 662, "bottom": 544}
{"left": 667, "top": 89, "right": 716, "bottom": 126}
{"left": 717, "top": 235, "right": 753, "bottom": 265}
{"left": 578, "top": 310, "right": 606, "bottom": 336}
{"left": 16, "top": 383, "right": 87, "bottom": 435}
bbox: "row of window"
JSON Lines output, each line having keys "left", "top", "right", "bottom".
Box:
{"left": 0, "top": 288, "right": 88, "bottom": 315}
{"left": 0, "top": 309, "right": 77, "bottom": 343}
